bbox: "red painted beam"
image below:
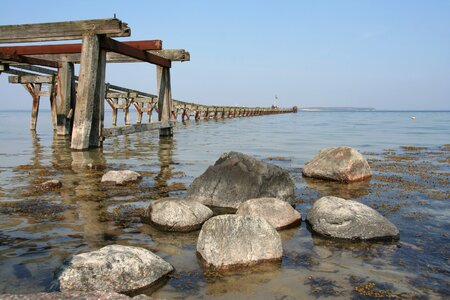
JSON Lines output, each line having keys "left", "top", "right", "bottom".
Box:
{"left": 0, "top": 40, "right": 162, "bottom": 55}
{"left": 0, "top": 52, "right": 58, "bottom": 68}
{"left": 100, "top": 37, "right": 171, "bottom": 68}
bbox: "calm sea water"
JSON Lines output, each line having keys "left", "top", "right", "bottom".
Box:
{"left": 0, "top": 110, "right": 449, "bottom": 299}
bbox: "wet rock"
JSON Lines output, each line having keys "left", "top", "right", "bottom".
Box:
{"left": 101, "top": 170, "right": 141, "bottom": 185}
{"left": 36, "top": 180, "right": 62, "bottom": 191}
{"left": 49, "top": 245, "right": 173, "bottom": 293}
{"left": 197, "top": 215, "right": 283, "bottom": 269}
{"left": 307, "top": 196, "right": 399, "bottom": 241}
{"left": 143, "top": 197, "right": 213, "bottom": 232}
{"left": 0, "top": 292, "right": 155, "bottom": 299}
{"left": 236, "top": 197, "right": 301, "bottom": 230}
{"left": 187, "top": 152, "right": 295, "bottom": 209}
{"left": 303, "top": 147, "right": 372, "bottom": 183}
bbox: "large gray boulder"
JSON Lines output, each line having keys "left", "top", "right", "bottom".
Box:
{"left": 236, "top": 197, "right": 301, "bottom": 230}
{"left": 101, "top": 170, "right": 141, "bottom": 185}
{"left": 50, "top": 245, "right": 173, "bottom": 293}
{"left": 307, "top": 196, "right": 399, "bottom": 240}
{"left": 197, "top": 215, "right": 283, "bottom": 269}
{"left": 187, "top": 152, "right": 295, "bottom": 209}
{"left": 143, "top": 197, "right": 213, "bottom": 232}
{"left": 302, "top": 147, "right": 371, "bottom": 183}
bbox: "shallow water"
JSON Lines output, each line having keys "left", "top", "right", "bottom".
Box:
{"left": 0, "top": 111, "right": 449, "bottom": 299}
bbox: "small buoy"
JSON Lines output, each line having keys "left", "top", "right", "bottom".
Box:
{"left": 410, "top": 116, "right": 416, "bottom": 120}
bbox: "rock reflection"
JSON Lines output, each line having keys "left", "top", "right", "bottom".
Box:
{"left": 304, "top": 177, "right": 370, "bottom": 199}
{"left": 155, "top": 136, "right": 175, "bottom": 198}
{"left": 140, "top": 224, "right": 198, "bottom": 248}
{"left": 30, "top": 131, "right": 44, "bottom": 167}
{"left": 310, "top": 235, "right": 398, "bottom": 261}
{"left": 70, "top": 149, "right": 109, "bottom": 248}
{"left": 203, "top": 263, "right": 281, "bottom": 297}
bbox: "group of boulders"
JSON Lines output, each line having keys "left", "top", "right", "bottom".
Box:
{"left": 46, "top": 146, "right": 399, "bottom": 296}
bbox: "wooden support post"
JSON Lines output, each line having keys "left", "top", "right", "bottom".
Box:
{"left": 107, "top": 98, "right": 118, "bottom": 126}
{"left": 195, "top": 110, "right": 200, "bottom": 120}
{"left": 23, "top": 83, "right": 41, "bottom": 130}
{"left": 49, "top": 82, "right": 57, "bottom": 130}
{"left": 123, "top": 98, "right": 131, "bottom": 125}
{"left": 71, "top": 33, "right": 106, "bottom": 150}
{"left": 56, "top": 61, "right": 74, "bottom": 135}
{"left": 147, "top": 102, "right": 154, "bottom": 123}
{"left": 134, "top": 102, "right": 143, "bottom": 124}
{"left": 157, "top": 66, "right": 173, "bottom": 136}
{"left": 172, "top": 108, "right": 177, "bottom": 121}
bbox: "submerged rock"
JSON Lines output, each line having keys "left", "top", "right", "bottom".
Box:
{"left": 307, "top": 196, "right": 399, "bottom": 241}
{"left": 187, "top": 151, "right": 295, "bottom": 209}
{"left": 50, "top": 245, "right": 173, "bottom": 293}
{"left": 302, "top": 147, "right": 371, "bottom": 183}
{"left": 197, "top": 215, "right": 283, "bottom": 269}
{"left": 236, "top": 197, "right": 301, "bottom": 230}
{"left": 101, "top": 170, "right": 141, "bottom": 185}
{"left": 36, "top": 180, "right": 62, "bottom": 191}
{"left": 143, "top": 197, "right": 213, "bottom": 232}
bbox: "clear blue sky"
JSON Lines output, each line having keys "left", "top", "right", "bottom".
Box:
{"left": 1, "top": 0, "right": 449, "bottom": 110}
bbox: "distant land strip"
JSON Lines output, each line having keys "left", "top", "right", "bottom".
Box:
{"left": 299, "top": 107, "right": 375, "bottom": 112}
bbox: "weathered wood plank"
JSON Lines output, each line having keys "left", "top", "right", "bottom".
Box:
{"left": 71, "top": 33, "right": 106, "bottom": 150}
{"left": 134, "top": 97, "right": 156, "bottom": 103}
{"left": 12, "top": 65, "right": 56, "bottom": 75}
{"left": 8, "top": 75, "right": 54, "bottom": 84}
{"left": 0, "top": 40, "right": 161, "bottom": 55}
{"left": 106, "top": 49, "right": 190, "bottom": 62}
{"left": 0, "top": 53, "right": 59, "bottom": 68}
{"left": 7, "top": 49, "right": 189, "bottom": 64}
{"left": 102, "top": 121, "right": 174, "bottom": 138}
{"left": 100, "top": 37, "right": 171, "bottom": 68}
{"left": 106, "top": 92, "right": 138, "bottom": 98}
{"left": 0, "top": 18, "right": 130, "bottom": 43}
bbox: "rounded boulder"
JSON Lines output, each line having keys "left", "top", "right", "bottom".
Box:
{"left": 236, "top": 197, "right": 301, "bottom": 230}
{"left": 197, "top": 215, "right": 283, "bottom": 269}
{"left": 187, "top": 151, "right": 295, "bottom": 209}
{"left": 49, "top": 245, "right": 173, "bottom": 293}
{"left": 143, "top": 197, "right": 213, "bottom": 232}
{"left": 307, "top": 196, "right": 399, "bottom": 241}
{"left": 302, "top": 147, "right": 371, "bottom": 183}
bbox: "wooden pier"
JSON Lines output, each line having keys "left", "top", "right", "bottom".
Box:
{"left": 0, "top": 19, "right": 296, "bottom": 150}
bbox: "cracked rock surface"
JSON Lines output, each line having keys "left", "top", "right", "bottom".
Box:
{"left": 307, "top": 196, "right": 399, "bottom": 240}
{"left": 197, "top": 215, "right": 282, "bottom": 269}
{"left": 236, "top": 197, "right": 301, "bottom": 230}
{"left": 49, "top": 245, "right": 173, "bottom": 293}
{"left": 302, "top": 147, "right": 372, "bottom": 182}
{"left": 143, "top": 197, "right": 213, "bottom": 232}
{"left": 187, "top": 152, "right": 295, "bottom": 209}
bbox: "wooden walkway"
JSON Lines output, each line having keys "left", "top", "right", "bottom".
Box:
{"left": 0, "top": 19, "right": 296, "bottom": 150}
